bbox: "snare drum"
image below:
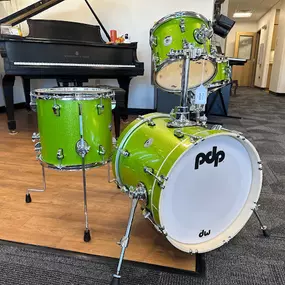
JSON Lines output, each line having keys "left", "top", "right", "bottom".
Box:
{"left": 150, "top": 11, "right": 217, "bottom": 92}
{"left": 113, "top": 113, "right": 262, "bottom": 253}
{"left": 31, "top": 87, "right": 115, "bottom": 170}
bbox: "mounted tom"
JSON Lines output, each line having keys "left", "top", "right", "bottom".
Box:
{"left": 150, "top": 11, "right": 216, "bottom": 93}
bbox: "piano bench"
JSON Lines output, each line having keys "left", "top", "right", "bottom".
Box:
{"left": 95, "top": 85, "right": 126, "bottom": 138}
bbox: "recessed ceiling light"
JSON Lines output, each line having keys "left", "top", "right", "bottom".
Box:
{"left": 233, "top": 12, "right": 253, "bottom": 18}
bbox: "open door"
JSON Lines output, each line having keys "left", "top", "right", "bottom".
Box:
{"left": 232, "top": 32, "right": 257, "bottom": 87}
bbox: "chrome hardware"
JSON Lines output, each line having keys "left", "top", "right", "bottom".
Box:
{"left": 98, "top": 145, "right": 106, "bottom": 155}
{"left": 32, "top": 132, "right": 40, "bottom": 142}
{"left": 142, "top": 209, "right": 167, "bottom": 236}
{"left": 108, "top": 162, "right": 116, "bottom": 183}
{"left": 76, "top": 139, "right": 90, "bottom": 158}
{"left": 109, "top": 123, "right": 112, "bottom": 131}
{"left": 56, "top": 148, "right": 64, "bottom": 160}
{"left": 174, "top": 129, "right": 184, "bottom": 138}
{"left": 30, "top": 101, "right": 37, "bottom": 112}
{"left": 168, "top": 106, "right": 195, "bottom": 128}
{"left": 34, "top": 142, "right": 41, "bottom": 152}
{"left": 211, "top": 124, "right": 223, "bottom": 130}
{"left": 115, "top": 145, "right": 130, "bottom": 157}
{"left": 194, "top": 24, "right": 213, "bottom": 44}
{"left": 138, "top": 115, "right": 156, "bottom": 127}
{"left": 150, "top": 35, "right": 157, "bottom": 47}
{"left": 167, "top": 44, "right": 205, "bottom": 60}
{"left": 200, "top": 114, "right": 208, "bottom": 127}
{"left": 252, "top": 202, "right": 270, "bottom": 237}
{"left": 179, "top": 19, "right": 185, "bottom": 32}
{"left": 97, "top": 104, "right": 104, "bottom": 115}
{"left": 224, "top": 65, "right": 232, "bottom": 78}
{"left": 52, "top": 104, "right": 60, "bottom": 116}
{"left": 110, "top": 183, "right": 148, "bottom": 282}
{"left": 153, "top": 53, "right": 160, "bottom": 64}
{"left": 144, "top": 166, "right": 167, "bottom": 187}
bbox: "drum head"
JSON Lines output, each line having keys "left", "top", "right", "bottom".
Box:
{"left": 155, "top": 59, "right": 216, "bottom": 92}
{"left": 159, "top": 134, "right": 262, "bottom": 253}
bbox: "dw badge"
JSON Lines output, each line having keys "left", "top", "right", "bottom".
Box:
{"left": 195, "top": 146, "right": 225, "bottom": 170}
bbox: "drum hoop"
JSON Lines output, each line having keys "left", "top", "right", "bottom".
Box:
{"left": 154, "top": 57, "right": 218, "bottom": 93}
{"left": 208, "top": 80, "right": 231, "bottom": 91}
{"left": 32, "top": 87, "right": 115, "bottom": 100}
{"left": 115, "top": 113, "right": 170, "bottom": 186}
{"left": 150, "top": 11, "right": 210, "bottom": 36}
{"left": 156, "top": 132, "right": 262, "bottom": 253}
{"left": 39, "top": 156, "right": 109, "bottom": 171}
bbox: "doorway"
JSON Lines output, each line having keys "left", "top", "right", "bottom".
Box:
{"left": 232, "top": 32, "right": 257, "bottom": 87}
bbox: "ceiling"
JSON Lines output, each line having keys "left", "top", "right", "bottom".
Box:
{"left": 228, "top": 0, "right": 280, "bottom": 21}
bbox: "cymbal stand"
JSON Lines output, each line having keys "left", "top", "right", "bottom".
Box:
{"left": 110, "top": 183, "right": 147, "bottom": 285}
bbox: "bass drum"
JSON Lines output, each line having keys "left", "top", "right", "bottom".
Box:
{"left": 113, "top": 113, "right": 262, "bottom": 253}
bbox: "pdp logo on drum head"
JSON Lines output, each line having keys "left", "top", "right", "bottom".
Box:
{"left": 195, "top": 146, "right": 225, "bottom": 170}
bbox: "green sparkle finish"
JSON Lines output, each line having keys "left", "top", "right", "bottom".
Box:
{"left": 36, "top": 97, "right": 112, "bottom": 168}
{"left": 210, "top": 61, "right": 230, "bottom": 84}
{"left": 113, "top": 113, "right": 226, "bottom": 226}
{"left": 151, "top": 15, "right": 211, "bottom": 68}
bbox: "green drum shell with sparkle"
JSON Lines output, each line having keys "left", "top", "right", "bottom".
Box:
{"left": 34, "top": 89, "right": 113, "bottom": 169}
{"left": 113, "top": 113, "right": 224, "bottom": 224}
{"left": 209, "top": 59, "right": 231, "bottom": 87}
{"left": 113, "top": 113, "right": 263, "bottom": 254}
{"left": 150, "top": 12, "right": 211, "bottom": 67}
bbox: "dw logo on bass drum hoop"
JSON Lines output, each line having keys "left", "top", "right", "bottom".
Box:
{"left": 195, "top": 146, "right": 225, "bottom": 170}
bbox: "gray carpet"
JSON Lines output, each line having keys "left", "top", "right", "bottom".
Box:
{"left": 1, "top": 87, "right": 285, "bottom": 285}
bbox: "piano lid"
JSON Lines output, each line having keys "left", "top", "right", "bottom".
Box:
{"left": 0, "top": 0, "right": 65, "bottom": 26}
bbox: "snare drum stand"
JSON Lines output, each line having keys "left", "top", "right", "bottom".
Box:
{"left": 110, "top": 183, "right": 147, "bottom": 285}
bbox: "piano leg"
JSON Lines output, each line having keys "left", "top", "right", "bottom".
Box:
{"left": 2, "top": 75, "right": 16, "bottom": 133}
{"left": 117, "top": 77, "right": 131, "bottom": 121}
{"left": 22, "top": 77, "right": 31, "bottom": 111}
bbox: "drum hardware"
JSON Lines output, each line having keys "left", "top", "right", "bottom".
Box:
{"left": 252, "top": 202, "right": 270, "bottom": 237}
{"left": 52, "top": 104, "right": 60, "bottom": 116}
{"left": 26, "top": 165, "right": 46, "bottom": 204}
{"left": 98, "top": 145, "right": 106, "bottom": 155}
{"left": 142, "top": 209, "right": 167, "bottom": 236}
{"left": 34, "top": 141, "right": 42, "bottom": 152}
{"left": 138, "top": 115, "right": 156, "bottom": 127}
{"left": 115, "top": 146, "right": 130, "bottom": 157}
{"left": 56, "top": 149, "right": 64, "bottom": 165}
{"left": 179, "top": 18, "right": 186, "bottom": 32}
{"left": 149, "top": 35, "right": 157, "bottom": 47}
{"left": 144, "top": 166, "right": 167, "bottom": 187}
{"left": 107, "top": 162, "right": 116, "bottom": 184}
{"left": 174, "top": 129, "right": 203, "bottom": 143}
{"left": 32, "top": 132, "right": 40, "bottom": 142}
{"left": 110, "top": 183, "right": 147, "bottom": 285}
{"left": 167, "top": 52, "right": 195, "bottom": 128}
{"left": 153, "top": 53, "right": 160, "bottom": 65}
{"left": 97, "top": 103, "right": 105, "bottom": 115}
{"left": 194, "top": 24, "right": 213, "bottom": 44}
{"left": 77, "top": 103, "right": 91, "bottom": 242}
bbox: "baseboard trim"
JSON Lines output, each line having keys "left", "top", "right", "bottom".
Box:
{"left": 0, "top": 102, "right": 27, "bottom": 113}
{"left": 254, "top": 86, "right": 266, "bottom": 90}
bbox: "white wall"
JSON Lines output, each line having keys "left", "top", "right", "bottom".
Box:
{"left": 225, "top": 22, "right": 257, "bottom": 57}
{"left": 4, "top": 0, "right": 214, "bottom": 109}
{"left": 254, "top": 6, "right": 277, "bottom": 88}
{"left": 270, "top": 0, "right": 285, "bottom": 93}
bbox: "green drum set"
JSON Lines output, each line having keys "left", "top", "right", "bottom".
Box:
{"left": 26, "top": 10, "right": 268, "bottom": 285}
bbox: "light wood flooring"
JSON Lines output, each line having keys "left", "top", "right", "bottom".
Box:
{"left": 0, "top": 109, "right": 196, "bottom": 272}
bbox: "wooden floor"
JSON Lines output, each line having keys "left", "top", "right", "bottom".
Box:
{"left": 0, "top": 109, "right": 196, "bottom": 272}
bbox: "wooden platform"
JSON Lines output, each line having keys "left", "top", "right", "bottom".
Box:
{"left": 0, "top": 110, "right": 197, "bottom": 273}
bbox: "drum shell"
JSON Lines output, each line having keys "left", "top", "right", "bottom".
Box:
{"left": 36, "top": 97, "right": 112, "bottom": 168}
{"left": 113, "top": 113, "right": 224, "bottom": 225}
{"left": 151, "top": 15, "right": 211, "bottom": 67}
{"left": 209, "top": 60, "right": 231, "bottom": 88}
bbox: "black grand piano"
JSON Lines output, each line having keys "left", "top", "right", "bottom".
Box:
{"left": 0, "top": 0, "right": 144, "bottom": 132}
